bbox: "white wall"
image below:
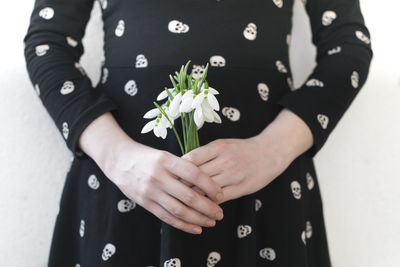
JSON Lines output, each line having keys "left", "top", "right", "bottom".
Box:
{"left": 0, "top": 1, "right": 399, "bottom": 266}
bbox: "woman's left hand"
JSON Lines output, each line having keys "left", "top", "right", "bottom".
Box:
{"left": 179, "top": 136, "right": 293, "bottom": 205}
{"left": 178, "top": 108, "right": 314, "bottom": 205}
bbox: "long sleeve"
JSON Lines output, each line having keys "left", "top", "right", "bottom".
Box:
{"left": 277, "top": 0, "right": 373, "bottom": 158}
{"left": 23, "top": 0, "right": 119, "bottom": 159}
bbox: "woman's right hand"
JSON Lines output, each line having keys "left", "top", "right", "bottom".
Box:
{"left": 102, "top": 140, "right": 225, "bottom": 235}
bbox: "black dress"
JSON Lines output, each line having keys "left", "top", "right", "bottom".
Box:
{"left": 23, "top": 0, "right": 373, "bottom": 266}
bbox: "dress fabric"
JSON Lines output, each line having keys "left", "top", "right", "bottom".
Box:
{"left": 23, "top": 0, "right": 373, "bottom": 266}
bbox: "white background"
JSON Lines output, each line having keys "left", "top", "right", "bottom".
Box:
{"left": 1, "top": 0, "right": 399, "bottom": 266}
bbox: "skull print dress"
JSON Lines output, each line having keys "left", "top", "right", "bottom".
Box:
{"left": 23, "top": 0, "right": 373, "bottom": 266}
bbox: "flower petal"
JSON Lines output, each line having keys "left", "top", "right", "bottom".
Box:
{"left": 169, "top": 92, "right": 182, "bottom": 118}
{"left": 191, "top": 92, "right": 204, "bottom": 109}
{"left": 143, "top": 107, "right": 160, "bottom": 119}
{"left": 158, "top": 124, "right": 167, "bottom": 139}
{"left": 206, "top": 93, "right": 220, "bottom": 111}
{"left": 201, "top": 101, "right": 214, "bottom": 122}
{"left": 156, "top": 88, "right": 175, "bottom": 101}
{"left": 141, "top": 119, "right": 156, "bottom": 133}
{"left": 213, "top": 110, "right": 222, "bottom": 123}
{"left": 207, "top": 87, "right": 219, "bottom": 95}
{"left": 179, "top": 96, "right": 194, "bottom": 113}
{"left": 194, "top": 106, "right": 204, "bottom": 128}
{"left": 153, "top": 124, "right": 160, "bottom": 137}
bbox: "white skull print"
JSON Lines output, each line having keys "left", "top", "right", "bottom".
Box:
{"left": 355, "top": 30, "right": 370, "bottom": 44}
{"left": 115, "top": 20, "right": 125, "bottom": 37}
{"left": 305, "top": 221, "right": 313, "bottom": 238}
{"left": 322, "top": 10, "right": 337, "bottom": 26}
{"left": 39, "top": 7, "right": 54, "bottom": 20}
{"left": 257, "top": 83, "right": 269, "bottom": 101}
{"left": 79, "top": 219, "right": 85, "bottom": 237}
{"left": 35, "top": 44, "right": 49, "bottom": 56}
{"left": 327, "top": 46, "right": 341, "bottom": 55}
{"left": 255, "top": 199, "right": 262, "bottom": 212}
{"left": 124, "top": 80, "right": 138, "bottom": 96}
{"left": 275, "top": 60, "right": 288, "bottom": 73}
{"left": 34, "top": 84, "right": 40, "bottom": 96}
{"left": 290, "top": 180, "right": 301, "bottom": 199}
{"left": 207, "top": 251, "right": 221, "bottom": 267}
{"left": 102, "top": 243, "right": 116, "bottom": 261}
{"left": 243, "top": 23, "right": 257, "bottom": 40}
{"left": 191, "top": 65, "right": 206, "bottom": 80}
{"left": 87, "top": 174, "right": 100, "bottom": 190}
{"left": 317, "top": 114, "right": 329, "bottom": 129}
{"left": 209, "top": 55, "right": 226, "bottom": 67}
{"left": 66, "top": 36, "right": 78, "bottom": 47}
{"left": 62, "top": 122, "right": 69, "bottom": 139}
{"left": 222, "top": 107, "right": 240, "bottom": 121}
{"left": 164, "top": 257, "right": 181, "bottom": 267}
{"left": 237, "top": 224, "right": 252, "bottom": 238}
{"left": 101, "top": 67, "right": 109, "bottom": 84}
{"left": 306, "top": 79, "right": 324, "bottom": 87}
{"left": 259, "top": 248, "right": 276, "bottom": 261}
{"left": 351, "top": 71, "right": 360, "bottom": 88}
{"left": 306, "top": 172, "right": 314, "bottom": 190}
{"left": 135, "top": 54, "right": 148, "bottom": 68}
{"left": 272, "top": 0, "right": 283, "bottom": 8}
{"left": 168, "top": 20, "right": 189, "bottom": 33}
{"left": 60, "top": 81, "right": 75, "bottom": 95}
{"left": 117, "top": 199, "right": 136, "bottom": 213}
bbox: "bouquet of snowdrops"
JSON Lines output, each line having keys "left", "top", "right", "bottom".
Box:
{"left": 140, "top": 60, "right": 222, "bottom": 155}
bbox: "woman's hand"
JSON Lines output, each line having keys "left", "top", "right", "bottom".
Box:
{"left": 78, "top": 112, "right": 225, "bottom": 235}
{"left": 179, "top": 108, "right": 314, "bottom": 204}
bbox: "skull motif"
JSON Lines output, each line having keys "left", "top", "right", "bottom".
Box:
{"left": 355, "top": 30, "right": 370, "bottom": 44}
{"left": 207, "top": 251, "right": 221, "bottom": 267}
{"left": 257, "top": 83, "right": 269, "bottom": 101}
{"left": 306, "top": 79, "right": 324, "bottom": 87}
{"left": 39, "top": 7, "right": 54, "bottom": 20}
{"left": 287, "top": 77, "right": 295, "bottom": 90}
{"left": 305, "top": 220, "right": 313, "bottom": 238}
{"left": 135, "top": 54, "right": 148, "bottom": 68}
{"left": 34, "top": 84, "right": 40, "bottom": 96}
{"left": 351, "top": 71, "right": 359, "bottom": 88}
{"left": 275, "top": 60, "right": 288, "bottom": 73}
{"left": 66, "top": 36, "right": 78, "bottom": 47}
{"left": 290, "top": 180, "right": 301, "bottom": 199}
{"left": 317, "top": 114, "right": 329, "bottom": 129}
{"left": 327, "top": 46, "right": 341, "bottom": 55}
{"left": 168, "top": 20, "right": 189, "bottom": 33}
{"left": 237, "top": 224, "right": 252, "bottom": 238}
{"left": 75, "top": 264, "right": 81, "bottom": 267}
{"left": 102, "top": 243, "right": 116, "bottom": 261}
{"left": 124, "top": 80, "right": 138, "bottom": 96}
{"left": 322, "top": 10, "right": 337, "bottom": 26}
{"left": 164, "top": 257, "right": 181, "bottom": 267}
{"left": 272, "top": 0, "right": 283, "bottom": 8}
{"left": 209, "top": 55, "right": 226, "bottom": 67}
{"left": 101, "top": 67, "right": 109, "bottom": 84}
{"left": 115, "top": 20, "right": 125, "bottom": 37}
{"left": 259, "top": 248, "right": 276, "bottom": 261}
{"left": 306, "top": 172, "right": 314, "bottom": 190}
{"left": 243, "top": 23, "right": 257, "bottom": 40}
{"left": 74, "top": 62, "right": 86, "bottom": 76}
{"left": 79, "top": 219, "right": 85, "bottom": 237}
{"left": 62, "top": 122, "right": 69, "bottom": 139}
{"left": 88, "top": 174, "right": 100, "bottom": 190}
{"left": 222, "top": 107, "right": 240, "bottom": 121}
{"left": 255, "top": 199, "right": 262, "bottom": 212}
{"left": 35, "top": 44, "right": 49, "bottom": 56}
{"left": 60, "top": 81, "right": 75, "bottom": 95}
{"left": 99, "top": 0, "right": 108, "bottom": 9}
{"left": 191, "top": 65, "right": 206, "bottom": 80}
{"left": 117, "top": 199, "right": 136, "bottom": 213}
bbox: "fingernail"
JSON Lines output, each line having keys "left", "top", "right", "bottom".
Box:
{"left": 215, "top": 211, "right": 223, "bottom": 220}
{"left": 193, "top": 226, "right": 202, "bottom": 234}
{"left": 207, "top": 220, "right": 216, "bottom": 227}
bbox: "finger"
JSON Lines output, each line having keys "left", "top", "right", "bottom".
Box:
{"left": 163, "top": 156, "right": 224, "bottom": 203}
{"left": 154, "top": 190, "right": 217, "bottom": 228}
{"left": 160, "top": 169, "right": 224, "bottom": 221}
{"left": 191, "top": 185, "right": 206, "bottom": 196}
{"left": 198, "top": 156, "right": 224, "bottom": 177}
{"left": 220, "top": 183, "right": 247, "bottom": 204}
{"left": 181, "top": 140, "right": 221, "bottom": 166}
{"left": 141, "top": 198, "right": 203, "bottom": 235}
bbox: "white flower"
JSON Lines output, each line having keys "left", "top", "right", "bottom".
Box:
{"left": 156, "top": 87, "right": 175, "bottom": 101}
{"left": 141, "top": 116, "right": 168, "bottom": 139}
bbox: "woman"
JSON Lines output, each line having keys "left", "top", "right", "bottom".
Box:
{"left": 23, "top": 0, "right": 372, "bottom": 266}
